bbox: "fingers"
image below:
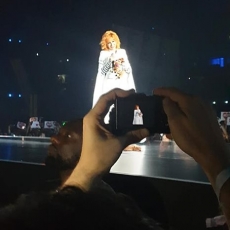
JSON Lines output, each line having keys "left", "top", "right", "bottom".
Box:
{"left": 154, "top": 87, "right": 190, "bottom": 106}
{"left": 162, "top": 97, "right": 185, "bottom": 121}
{"left": 92, "top": 88, "right": 135, "bottom": 118}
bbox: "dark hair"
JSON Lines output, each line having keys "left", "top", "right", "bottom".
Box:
{"left": 0, "top": 186, "right": 163, "bottom": 230}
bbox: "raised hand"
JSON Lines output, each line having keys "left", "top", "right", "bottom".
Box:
{"left": 154, "top": 87, "right": 230, "bottom": 184}
{"left": 63, "top": 88, "right": 149, "bottom": 191}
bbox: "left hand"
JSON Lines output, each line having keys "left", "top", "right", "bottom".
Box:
{"left": 63, "top": 89, "right": 149, "bottom": 191}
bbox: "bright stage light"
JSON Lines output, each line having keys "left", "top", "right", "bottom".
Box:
{"left": 8, "top": 94, "right": 12, "bottom": 97}
{"left": 139, "top": 138, "right": 146, "bottom": 143}
{"left": 67, "top": 59, "right": 69, "bottom": 62}
{"left": 212, "top": 101, "right": 216, "bottom": 105}
{"left": 225, "top": 101, "right": 229, "bottom": 104}
{"left": 36, "top": 53, "right": 39, "bottom": 56}
{"left": 18, "top": 40, "right": 22, "bottom": 43}
{"left": 18, "top": 94, "right": 22, "bottom": 98}
{"left": 8, "top": 38, "right": 12, "bottom": 42}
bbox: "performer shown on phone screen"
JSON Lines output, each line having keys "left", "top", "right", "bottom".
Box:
{"left": 133, "top": 105, "right": 143, "bottom": 125}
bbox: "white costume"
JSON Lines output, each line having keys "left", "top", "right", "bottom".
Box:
{"left": 93, "top": 48, "right": 136, "bottom": 107}
{"left": 133, "top": 109, "right": 143, "bottom": 125}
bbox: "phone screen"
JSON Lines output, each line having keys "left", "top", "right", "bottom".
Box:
{"left": 116, "top": 96, "right": 157, "bottom": 129}
{"left": 110, "top": 94, "right": 169, "bottom": 134}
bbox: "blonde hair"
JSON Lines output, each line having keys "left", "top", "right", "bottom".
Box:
{"left": 100, "top": 31, "right": 121, "bottom": 50}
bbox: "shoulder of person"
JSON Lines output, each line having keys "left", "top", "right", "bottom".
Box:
{"left": 118, "top": 49, "right": 126, "bottom": 54}
{"left": 100, "top": 50, "right": 108, "bottom": 56}
{"left": 99, "top": 50, "right": 110, "bottom": 59}
{"left": 100, "top": 50, "right": 108, "bottom": 54}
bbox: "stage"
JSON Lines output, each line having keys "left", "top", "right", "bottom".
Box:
{"left": 0, "top": 136, "right": 216, "bottom": 184}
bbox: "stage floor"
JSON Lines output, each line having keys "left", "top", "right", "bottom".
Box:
{"left": 0, "top": 138, "right": 227, "bottom": 184}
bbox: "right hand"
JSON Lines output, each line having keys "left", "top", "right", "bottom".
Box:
{"left": 110, "top": 53, "right": 115, "bottom": 61}
{"left": 154, "top": 88, "right": 230, "bottom": 182}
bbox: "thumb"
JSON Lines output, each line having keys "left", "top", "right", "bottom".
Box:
{"left": 163, "top": 97, "right": 184, "bottom": 121}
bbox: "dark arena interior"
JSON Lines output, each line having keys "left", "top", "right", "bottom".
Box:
{"left": 0, "top": 1, "right": 230, "bottom": 229}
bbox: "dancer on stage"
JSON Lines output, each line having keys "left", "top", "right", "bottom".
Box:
{"left": 93, "top": 30, "right": 136, "bottom": 115}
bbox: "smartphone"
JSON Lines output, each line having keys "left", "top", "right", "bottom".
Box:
{"left": 109, "top": 93, "right": 170, "bottom": 135}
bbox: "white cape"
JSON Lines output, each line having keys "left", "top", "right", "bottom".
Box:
{"left": 93, "top": 48, "right": 136, "bottom": 108}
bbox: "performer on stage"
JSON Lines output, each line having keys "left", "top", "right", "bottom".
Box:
{"left": 93, "top": 30, "right": 140, "bottom": 151}
{"left": 93, "top": 30, "right": 136, "bottom": 116}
